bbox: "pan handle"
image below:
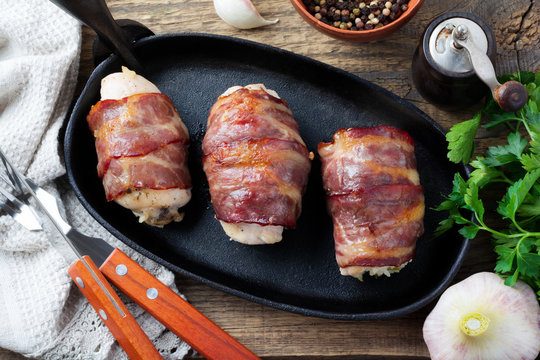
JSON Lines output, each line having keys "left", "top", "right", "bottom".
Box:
{"left": 50, "top": 0, "right": 144, "bottom": 73}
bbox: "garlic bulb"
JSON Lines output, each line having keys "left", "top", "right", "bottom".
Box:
{"left": 423, "top": 272, "right": 540, "bottom": 360}
{"left": 213, "top": 0, "right": 279, "bottom": 29}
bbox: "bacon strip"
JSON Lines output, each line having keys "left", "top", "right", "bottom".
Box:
{"left": 202, "top": 87, "right": 311, "bottom": 228}
{"left": 318, "top": 126, "right": 424, "bottom": 275}
{"left": 87, "top": 93, "right": 191, "bottom": 201}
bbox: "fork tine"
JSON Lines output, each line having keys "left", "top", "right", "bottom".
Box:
{"left": 0, "top": 151, "right": 43, "bottom": 231}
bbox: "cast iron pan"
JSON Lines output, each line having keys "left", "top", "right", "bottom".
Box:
{"left": 58, "top": 0, "right": 470, "bottom": 319}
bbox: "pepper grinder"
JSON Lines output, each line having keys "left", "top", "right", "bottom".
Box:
{"left": 412, "top": 12, "right": 527, "bottom": 112}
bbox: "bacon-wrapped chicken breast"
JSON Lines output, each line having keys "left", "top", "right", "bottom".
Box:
{"left": 87, "top": 67, "right": 191, "bottom": 226}
{"left": 202, "top": 84, "right": 311, "bottom": 244}
{"left": 318, "top": 126, "right": 424, "bottom": 279}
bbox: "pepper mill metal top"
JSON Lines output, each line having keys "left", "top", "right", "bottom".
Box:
{"left": 412, "top": 12, "right": 527, "bottom": 112}
{"left": 428, "top": 18, "right": 488, "bottom": 74}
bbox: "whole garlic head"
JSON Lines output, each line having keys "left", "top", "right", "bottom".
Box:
{"left": 423, "top": 272, "right": 540, "bottom": 360}
{"left": 213, "top": 0, "right": 279, "bottom": 29}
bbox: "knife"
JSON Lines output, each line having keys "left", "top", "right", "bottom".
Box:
{"left": 0, "top": 149, "right": 259, "bottom": 360}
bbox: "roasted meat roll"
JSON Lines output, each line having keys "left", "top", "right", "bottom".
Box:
{"left": 318, "top": 126, "right": 425, "bottom": 279}
{"left": 87, "top": 67, "right": 192, "bottom": 226}
{"left": 202, "top": 84, "right": 311, "bottom": 244}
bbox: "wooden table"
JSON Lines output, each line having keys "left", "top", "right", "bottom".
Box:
{"left": 74, "top": 0, "right": 538, "bottom": 359}
{"left": 48, "top": 0, "right": 540, "bottom": 358}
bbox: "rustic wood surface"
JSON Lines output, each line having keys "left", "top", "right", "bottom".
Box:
{"left": 75, "top": 0, "right": 540, "bottom": 359}
{"left": 1, "top": 0, "right": 537, "bottom": 359}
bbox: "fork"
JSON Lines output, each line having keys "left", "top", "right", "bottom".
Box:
{"left": 0, "top": 148, "right": 260, "bottom": 360}
{"left": 0, "top": 157, "right": 42, "bottom": 231}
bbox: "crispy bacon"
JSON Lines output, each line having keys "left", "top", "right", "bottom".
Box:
{"left": 202, "top": 87, "right": 311, "bottom": 228}
{"left": 318, "top": 126, "right": 424, "bottom": 276}
{"left": 87, "top": 93, "right": 191, "bottom": 201}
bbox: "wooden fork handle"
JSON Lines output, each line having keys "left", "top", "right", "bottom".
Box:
{"left": 68, "top": 255, "right": 162, "bottom": 360}
{"left": 100, "top": 248, "right": 260, "bottom": 360}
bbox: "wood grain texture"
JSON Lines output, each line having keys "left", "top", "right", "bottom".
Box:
{"left": 68, "top": 0, "right": 540, "bottom": 359}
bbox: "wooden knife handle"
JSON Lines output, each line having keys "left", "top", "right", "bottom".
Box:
{"left": 100, "top": 248, "right": 260, "bottom": 360}
{"left": 68, "top": 255, "right": 162, "bottom": 360}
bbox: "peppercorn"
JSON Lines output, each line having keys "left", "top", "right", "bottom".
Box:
{"left": 303, "top": 0, "right": 408, "bottom": 31}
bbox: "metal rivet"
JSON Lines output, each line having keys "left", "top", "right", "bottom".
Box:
{"left": 147, "top": 288, "right": 158, "bottom": 300}
{"left": 76, "top": 277, "right": 84, "bottom": 288}
{"left": 455, "top": 24, "right": 469, "bottom": 40}
{"left": 99, "top": 309, "right": 108, "bottom": 321}
{"left": 116, "top": 264, "right": 128, "bottom": 276}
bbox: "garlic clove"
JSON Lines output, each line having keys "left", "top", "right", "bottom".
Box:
{"left": 213, "top": 0, "right": 279, "bottom": 29}
{"left": 423, "top": 272, "right": 540, "bottom": 360}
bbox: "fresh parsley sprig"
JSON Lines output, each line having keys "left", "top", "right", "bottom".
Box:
{"left": 435, "top": 71, "right": 540, "bottom": 300}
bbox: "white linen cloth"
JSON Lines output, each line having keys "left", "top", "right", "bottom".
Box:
{"left": 0, "top": 1, "right": 190, "bottom": 358}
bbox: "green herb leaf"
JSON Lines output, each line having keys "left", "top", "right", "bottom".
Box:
{"left": 469, "top": 158, "right": 506, "bottom": 188}
{"left": 483, "top": 132, "right": 527, "bottom": 167}
{"left": 517, "top": 239, "right": 540, "bottom": 279}
{"left": 497, "top": 169, "right": 540, "bottom": 220}
{"left": 521, "top": 153, "right": 540, "bottom": 172}
{"left": 436, "top": 70, "right": 540, "bottom": 299}
{"left": 518, "top": 196, "right": 540, "bottom": 217}
{"left": 433, "top": 218, "right": 455, "bottom": 238}
{"left": 464, "top": 182, "right": 484, "bottom": 222}
{"left": 507, "top": 132, "right": 528, "bottom": 157}
{"left": 446, "top": 111, "right": 481, "bottom": 164}
{"left": 458, "top": 225, "right": 480, "bottom": 239}
{"left": 483, "top": 112, "right": 521, "bottom": 129}
{"left": 494, "top": 245, "right": 516, "bottom": 273}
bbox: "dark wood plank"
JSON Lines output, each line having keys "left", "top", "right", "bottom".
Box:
{"left": 73, "top": 0, "right": 538, "bottom": 358}
{"left": 2, "top": 0, "right": 537, "bottom": 359}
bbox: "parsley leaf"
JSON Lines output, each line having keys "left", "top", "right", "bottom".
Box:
{"left": 436, "top": 70, "right": 540, "bottom": 300}
{"left": 446, "top": 111, "right": 481, "bottom": 164}
{"left": 497, "top": 169, "right": 540, "bottom": 221}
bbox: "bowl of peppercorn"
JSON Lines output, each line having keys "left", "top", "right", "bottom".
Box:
{"left": 290, "top": 0, "right": 424, "bottom": 41}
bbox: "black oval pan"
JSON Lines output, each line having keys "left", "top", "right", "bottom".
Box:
{"left": 58, "top": 2, "right": 470, "bottom": 320}
{"left": 63, "top": 33, "right": 470, "bottom": 320}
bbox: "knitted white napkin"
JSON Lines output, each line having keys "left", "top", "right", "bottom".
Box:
{"left": 0, "top": 1, "right": 190, "bottom": 359}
